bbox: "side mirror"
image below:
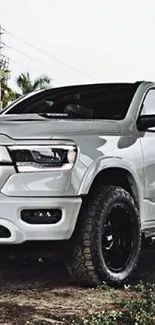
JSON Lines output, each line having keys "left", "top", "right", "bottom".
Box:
{"left": 137, "top": 115, "right": 155, "bottom": 131}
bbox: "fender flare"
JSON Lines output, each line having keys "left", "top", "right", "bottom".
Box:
{"left": 78, "top": 156, "right": 143, "bottom": 205}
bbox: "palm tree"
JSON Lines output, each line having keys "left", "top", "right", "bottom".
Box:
{"left": 16, "top": 72, "right": 51, "bottom": 95}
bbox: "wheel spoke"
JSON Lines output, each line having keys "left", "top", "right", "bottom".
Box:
{"left": 102, "top": 203, "right": 134, "bottom": 272}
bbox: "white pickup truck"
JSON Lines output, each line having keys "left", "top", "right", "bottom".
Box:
{"left": 0, "top": 81, "right": 154, "bottom": 286}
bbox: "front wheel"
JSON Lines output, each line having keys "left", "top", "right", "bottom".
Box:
{"left": 67, "top": 186, "right": 141, "bottom": 286}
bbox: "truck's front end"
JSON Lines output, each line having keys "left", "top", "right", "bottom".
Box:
{"left": 0, "top": 125, "right": 84, "bottom": 244}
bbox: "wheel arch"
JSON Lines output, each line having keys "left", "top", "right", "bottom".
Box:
{"left": 78, "top": 158, "right": 143, "bottom": 211}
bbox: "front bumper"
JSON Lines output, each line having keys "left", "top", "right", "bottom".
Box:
{"left": 0, "top": 193, "right": 81, "bottom": 244}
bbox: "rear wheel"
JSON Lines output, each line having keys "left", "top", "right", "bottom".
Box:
{"left": 67, "top": 186, "right": 141, "bottom": 286}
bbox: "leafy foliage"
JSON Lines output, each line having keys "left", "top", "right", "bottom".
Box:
{"left": 16, "top": 72, "right": 51, "bottom": 95}
{"left": 1, "top": 80, "right": 16, "bottom": 108}
{"left": 1, "top": 72, "right": 51, "bottom": 108}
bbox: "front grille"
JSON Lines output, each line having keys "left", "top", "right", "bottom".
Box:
{"left": 21, "top": 209, "right": 62, "bottom": 225}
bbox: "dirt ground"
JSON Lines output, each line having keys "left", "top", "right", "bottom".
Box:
{"left": 0, "top": 244, "right": 154, "bottom": 325}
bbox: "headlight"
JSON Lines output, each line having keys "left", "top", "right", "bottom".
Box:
{"left": 8, "top": 145, "right": 77, "bottom": 172}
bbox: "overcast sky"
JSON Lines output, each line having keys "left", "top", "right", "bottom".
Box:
{"left": 0, "top": 0, "right": 155, "bottom": 90}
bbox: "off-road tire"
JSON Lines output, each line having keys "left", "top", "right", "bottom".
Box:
{"left": 67, "top": 185, "right": 141, "bottom": 286}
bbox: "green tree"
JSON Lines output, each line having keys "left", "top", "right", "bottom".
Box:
{"left": 16, "top": 72, "right": 51, "bottom": 95}
{"left": 0, "top": 68, "right": 16, "bottom": 108}
{"left": 1, "top": 80, "right": 16, "bottom": 107}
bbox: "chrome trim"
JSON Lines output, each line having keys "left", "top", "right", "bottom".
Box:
{"left": 8, "top": 145, "right": 76, "bottom": 151}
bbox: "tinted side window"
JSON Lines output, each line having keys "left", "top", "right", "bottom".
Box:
{"left": 141, "top": 89, "right": 155, "bottom": 115}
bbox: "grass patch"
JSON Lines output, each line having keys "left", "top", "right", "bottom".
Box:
{"left": 68, "top": 282, "right": 155, "bottom": 325}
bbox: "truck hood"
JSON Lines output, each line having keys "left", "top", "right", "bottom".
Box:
{"left": 0, "top": 114, "right": 121, "bottom": 141}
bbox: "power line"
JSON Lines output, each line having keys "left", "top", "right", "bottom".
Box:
{"left": 10, "top": 58, "right": 44, "bottom": 74}
{"left": 2, "top": 42, "right": 81, "bottom": 83}
{"left": 10, "top": 58, "right": 65, "bottom": 84}
{"left": 2, "top": 26, "right": 96, "bottom": 81}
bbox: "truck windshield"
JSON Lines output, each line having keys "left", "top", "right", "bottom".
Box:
{"left": 1, "top": 95, "right": 27, "bottom": 113}
{"left": 2, "top": 83, "right": 141, "bottom": 120}
{"left": 1, "top": 90, "right": 44, "bottom": 115}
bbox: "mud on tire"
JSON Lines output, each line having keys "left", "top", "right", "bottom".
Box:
{"left": 67, "top": 185, "right": 141, "bottom": 287}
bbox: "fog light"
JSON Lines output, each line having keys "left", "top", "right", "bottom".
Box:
{"left": 21, "top": 209, "right": 62, "bottom": 224}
